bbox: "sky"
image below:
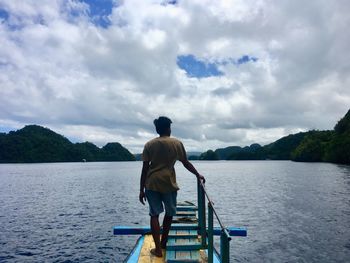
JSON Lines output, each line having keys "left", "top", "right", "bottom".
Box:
{"left": 0, "top": 0, "right": 349, "bottom": 154}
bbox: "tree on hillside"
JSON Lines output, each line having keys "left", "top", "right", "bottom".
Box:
{"left": 263, "top": 132, "right": 308, "bottom": 160}
{"left": 324, "top": 109, "right": 350, "bottom": 164}
{"left": 0, "top": 125, "right": 135, "bottom": 163}
{"left": 334, "top": 109, "right": 350, "bottom": 134}
{"left": 199, "top": 150, "right": 219, "bottom": 160}
{"left": 291, "top": 131, "right": 333, "bottom": 162}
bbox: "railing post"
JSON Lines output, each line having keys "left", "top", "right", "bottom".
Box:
{"left": 220, "top": 229, "right": 231, "bottom": 263}
{"left": 197, "top": 179, "right": 201, "bottom": 230}
{"left": 208, "top": 202, "right": 214, "bottom": 263}
{"left": 197, "top": 179, "right": 206, "bottom": 247}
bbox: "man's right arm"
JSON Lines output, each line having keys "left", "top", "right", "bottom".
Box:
{"left": 139, "top": 161, "right": 149, "bottom": 205}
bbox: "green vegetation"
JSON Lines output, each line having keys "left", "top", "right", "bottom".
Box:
{"left": 291, "top": 131, "right": 333, "bottom": 162}
{"left": 291, "top": 109, "right": 350, "bottom": 164}
{"left": 228, "top": 144, "right": 266, "bottom": 160}
{"left": 264, "top": 132, "right": 308, "bottom": 160}
{"left": 215, "top": 146, "right": 242, "bottom": 160}
{"left": 197, "top": 109, "right": 350, "bottom": 164}
{"left": 1, "top": 109, "right": 349, "bottom": 164}
{"left": 0, "top": 125, "right": 135, "bottom": 163}
{"left": 199, "top": 150, "right": 219, "bottom": 160}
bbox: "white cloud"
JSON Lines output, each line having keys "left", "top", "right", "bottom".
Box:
{"left": 0, "top": 0, "right": 349, "bottom": 153}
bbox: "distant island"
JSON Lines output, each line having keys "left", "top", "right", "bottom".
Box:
{"left": 0, "top": 125, "right": 135, "bottom": 163}
{"left": 191, "top": 109, "right": 350, "bottom": 165}
{"left": 0, "top": 109, "right": 349, "bottom": 164}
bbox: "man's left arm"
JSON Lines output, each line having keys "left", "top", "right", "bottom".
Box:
{"left": 178, "top": 142, "right": 205, "bottom": 183}
{"left": 181, "top": 159, "right": 205, "bottom": 183}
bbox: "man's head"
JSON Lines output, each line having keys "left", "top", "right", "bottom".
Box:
{"left": 154, "top": 116, "right": 172, "bottom": 136}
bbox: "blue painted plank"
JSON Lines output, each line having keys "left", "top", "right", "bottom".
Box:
{"left": 166, "top": 252, "right": 200, "bottom": 263}
{"left": 190, "top": 250, "right": 200, "bottom": 261}
{"left": 176, "top": 211, "right": 196, "bottom": 216}
{"left": 176, "top": 206, "right": 198, "bottom": 211}
{"left": 174, "top": 216, "right": 196, "bottom": 220}
{"left": 168, "top": 237, "right": 198, "bottom": 245}
{"left": 222, "top": 227, "right": 247, "bottom": 237}
{"left": 171, "top": 224, "right": 198, "bottom": 230}
{"left": 125, "top": 235, "right": 144, "bottom": 263}
{"left": 165, "top": 250, "right": 176, "bottom": 262}
{"left": 168, "top": 230, "right": 198, "bottom": 239}
{"left": 114, "top": 226, "right": 247, "bottom": 236}
{"left": 172, "top": 217, "right": 197, "bottom": 224}
{"left": 166, "top": 243, "right": 202, "bottom": 251}
{"left": 167, "top": 238, "right": 201, "bottom": 251}
{"left": 177, "top": 201, "right": 196, "bottom": 206}
{"left": 113, "top": 226, "right": 152, "bottom": 235}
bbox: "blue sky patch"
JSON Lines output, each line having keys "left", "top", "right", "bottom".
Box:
{"left": 161, "top": 0, "right": 177, "bottom": 5}
{"left": 0, "top": 126, "right": 15, "bottom": 134}
{"left": 237, "top": 55, "right": 258, "bottom": 64}
{"left": 220, "top": 55, "right": 258, "bottom": 66}
{"left": 0, "top": 8, "right": 9, "bottom": 21}
{"left": 0, "top": 8, "right": 26, "bottom": 30}
{"left": 177, "top": 55, "right": 223, "bottom": 78}
{"left": 177, "top": 54, "right": 258, "bottom": 78}
{"left": 80, "top": 0, "right": 114, "bottom": 28}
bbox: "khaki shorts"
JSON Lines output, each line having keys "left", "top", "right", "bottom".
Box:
{"left": 145, "top": 189, "right": 177, "bottom": 216}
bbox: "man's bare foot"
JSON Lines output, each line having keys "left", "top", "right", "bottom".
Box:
{"left": 150, "top": 248, "right": 162, "bottom": 257}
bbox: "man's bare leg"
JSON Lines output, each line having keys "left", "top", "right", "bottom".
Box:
{"left": 161, "top": 215, "right": 173, "bottom": 249}
{"left": 150, "top": 215, "right": 162, "bottom": 257}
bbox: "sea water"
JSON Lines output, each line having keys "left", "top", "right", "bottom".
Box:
{"left": 0, "top": 161, "right": 349, "bottom": 262}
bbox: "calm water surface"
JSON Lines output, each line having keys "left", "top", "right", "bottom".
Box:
{"left": 0, "top": 161, "right": 349, "bottom": 262}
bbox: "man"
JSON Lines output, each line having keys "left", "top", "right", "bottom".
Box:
{"left": 139, "top": 116, "right": 205, "bottom": 257}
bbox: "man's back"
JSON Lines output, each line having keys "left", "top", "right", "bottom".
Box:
{"left": 142, "top": 136, "right": 186, "bottom": 193}
{"left": 139, "top": 116, "right": 205, "bottom": 258}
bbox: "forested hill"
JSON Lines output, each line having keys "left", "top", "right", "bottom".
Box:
{"left": 1, "top": 109, "right": 349, "bottom": 164}
{"left": 291, "top": 109, "right": 350, "bottom": 164}
{"left": 0, "top": 125, "right": 135, "bottom": 163}
{"left": 194, "top": 109, "right": 350, "bottom": 165}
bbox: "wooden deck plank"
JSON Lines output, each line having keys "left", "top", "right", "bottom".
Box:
{"left": 176, "top": 206, "right": 198, "bottom": 211}
{"left": 176, "top": 251, "right": 190, "bottom": 258}
{"left": 177, "top": 201, "right": 196, "bottom": 206}
{"left": 168, "top": 230, "right": 197, "bottom": 239}
{"left": 166, "top": 237, "right": 201, "bottom": 251}
{"left": 175, "top": 213, "right": 196, "bottom": 216}
{"left": 175, "top": 238, "right": 189, "bottom": 244}
{"left": 190, "top": 250, "right": 200, "bottom": 262}
{"left": 170, "top": 224, "right": 198, "bottom": 230}
{"left": 138, "top": 234, "right": 165, "bottom": 263}
{"left": 166, "top": 243, "right": 202, "bottom": 251}
{"left": 165, "top": 250, "right": 199, "bottom": 263}
{"left": 165, "top": 250, "right": 175, "bottom": 262}
{"left": 167, "top": 238, "right": 177, "bottom": 250}
{"left": 114, "top": 226, "right": 247, "bottom": 236}
{"left": 172, "top": 217, "right": 197, "bottom": 221}
{"left": 176, "top": 211, "right": 196, "bottom": 215}
{"left": 172, "top": 218, "right": 197, "bottom": 224}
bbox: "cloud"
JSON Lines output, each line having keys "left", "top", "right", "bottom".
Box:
{"left": 0, "top": 0, "right": 349, "bottom": 153}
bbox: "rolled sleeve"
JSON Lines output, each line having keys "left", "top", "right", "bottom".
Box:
{"left": 177, "top": 142, "right": 187, "bottom": 161}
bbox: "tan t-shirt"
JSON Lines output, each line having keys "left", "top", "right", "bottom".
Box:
{"left": 142, "top": 136, "right": 187, "bottom": 193}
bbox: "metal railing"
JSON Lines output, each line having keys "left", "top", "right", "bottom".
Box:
{"left": 197, "top": 179, "right": 232, "bottom": 263}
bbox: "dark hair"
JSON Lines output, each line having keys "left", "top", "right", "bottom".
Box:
{"left": 154, "top": 116, "right": 172, "bottom": 135}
